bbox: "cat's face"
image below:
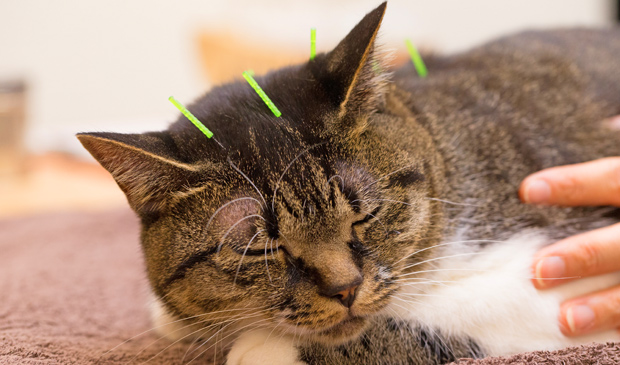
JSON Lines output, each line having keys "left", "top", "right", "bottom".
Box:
{"left": 78, "top": 2, "right": 439, "bottom": 344}
{"left": 145, "top": 137, "right": 431, "bottom": 343}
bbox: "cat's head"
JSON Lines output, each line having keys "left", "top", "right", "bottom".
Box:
{"left": 78, "top": 2, "right": 440, "bottom": 344}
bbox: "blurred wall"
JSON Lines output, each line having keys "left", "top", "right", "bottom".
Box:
{"left": 0, "top": 0, "right": 614, "bottom": 158}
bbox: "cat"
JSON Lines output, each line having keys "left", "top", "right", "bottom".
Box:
{"left": 78, "top": 2, "right": 620, "bottom": 364}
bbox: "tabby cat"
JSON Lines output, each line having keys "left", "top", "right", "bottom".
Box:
{"left": 78, "top": 2, "right": 620, "bottom": 364}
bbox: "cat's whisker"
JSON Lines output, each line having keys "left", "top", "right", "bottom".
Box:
{"left": 360, "top": 163, "right": 418, "bottom": 191}
{"left": 205, "top": 196, "right": 263, "bottom": 236}
{"left": 396, "top": 268, "right": 490, "bottom": 278}
{"left": 352, "top": 198, "right": 411, "bottom": 207}
{"left": 135, "top": 317, "right": 230, "bottom": 364}
{"left": 397, "top": 267, "right": 581, "bottom": 281}
{"left": 326, "top": 174, "right": 346, "bottom": 192}
{"left": 386, "top": 306, "right": 405, "bottom": 323}
{"left": 156, "top": 285, "right": 180, "bottom": 301}
{"left": 136, "top": 309, "right": 271, "bottom": 364}
{"left": 228, "top": 157, "right": 268, "bottom": 208}
{"left": 264, "top": 238, "right": 273, "bottom": 284}
{"left": 390, "top": 278, "right": 442, "bottom": 295}
{"left": 264, "top": 317, "right": 287, "bottom": 346}
{"left": 101, "top": 305, "right": 264, "bottom": 358}
{"left": 389, "top": 297, "right": 434, "bottom": 311}
{"left": 395, "top": 277, "right": 459, "bottom": 284}
{"left": 399, "top": 252, "right": 484, "bottom": 272}
{"left": 359, "top": 208, "right": 389, "bottom": 236}
{"left": 395, "top": 279, "right": 460, "bottom": 288}
{"left": 152, "top": 309, "right": 273, "bottom": 364}
{"left": 181, "top": 329, "right": 208, "bottom": 364}
{"left": 217, "top": 214, "right": 266, "bottom": 253}
{"left": 271, "top": 142, "right": 328, "bottom": 212}
{"left": 392, "top": 297, "right": 432, "bottom": 310}
{"left": 425, "top": 197, "right": 480, "bottom": 207}
{"left": 186, "top": 318, "right": 274, "bottom": 365}
{"left": 274, "top": 319, "right": 295, "bottom": 350}
{"left": 398, "top": 292, "right": 450, "bottom": 298}
{"left": 293, "top": 318, "right": 302, "bottom": 348}
{"left": 234, "top": 229, "right": 266, "bottom": 285}
{"left": 278, "top": 231, "right": 293, "bottom": 254}
{"left": 393, "top": 239, "right": 502, "bottom": 265}
{"left": 175, "top": 319, "right": 242, "bottom": 364}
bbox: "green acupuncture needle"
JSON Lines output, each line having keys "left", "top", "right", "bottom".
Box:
{"left": 242, "top": 70, "right": 282, "bottom": 117}
{"left": 310, "top": 28, "right": 316, "bottom": 60}
{"left": 169, "top": 96, "right": 213, "bottom": 138}
{"left": 169, "top": 96, "right": 214, "bottom": 138}
{"left": 405, "top": 39, "right": 428, "bottom": 78}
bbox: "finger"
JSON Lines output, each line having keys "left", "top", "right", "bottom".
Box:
{"left": 532, "top": 222, "right": 620, "bottom": 289}
{"left": 519, "top": 157, "right": 620, "bottom": 206}
{"left": 558, "top": 285, "right": 620, "bottom": 336}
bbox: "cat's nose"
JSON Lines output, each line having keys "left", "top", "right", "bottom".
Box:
{"left": 333, "top": 285, "right": 359, "bottom": 308}
{"left": 305, "top": 248, "right": 364, "bottom": 308}
{"left": 320, "top": 276, "right": 362, "bottom": 308}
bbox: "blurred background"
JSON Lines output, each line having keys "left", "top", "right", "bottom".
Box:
{"left": 1, "top": 0, "right": 618, "bottom": 218}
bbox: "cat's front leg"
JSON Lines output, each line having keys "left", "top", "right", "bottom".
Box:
{"left": 227, "top": 317, "right": 483, "bottom": 365}
{"left": 226, "top": 329, "right": 305, "bottom": 365}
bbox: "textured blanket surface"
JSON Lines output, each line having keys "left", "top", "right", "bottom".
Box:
{"left": 1, "top": 209, "right": 618, "bottom": 364}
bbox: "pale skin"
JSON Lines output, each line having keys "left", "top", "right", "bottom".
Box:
{"left": 520, "top": 116, "right": 620, "bottom": 337}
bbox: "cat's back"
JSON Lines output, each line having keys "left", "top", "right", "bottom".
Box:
{"left": 398, "top": 28, "right": 620, "bottom": 107}
{"left": 394, "top": 27, "right": 620, "bottom": 176}
{"left": 390, "top": 28, "right": 620, "bottom": 240}
{"left": 478, "top": 28, "right": 620, "bottom": 107}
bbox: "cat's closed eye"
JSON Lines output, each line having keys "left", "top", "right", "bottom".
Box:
{"left": 229, "top": 242, "right": 268, "bottom": 257}
{"left": 352, "top": 206, "right": 382, "bottom": 226}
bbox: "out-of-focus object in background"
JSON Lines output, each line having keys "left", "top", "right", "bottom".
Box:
{"left": 0, "top": 79, "right": 126, "bottom": 218}
{"left": 196, "top": 30, "right": 410, "bottom": 86}
{"left": 0, "top": 80, "right": 27, "bottom": 177}
{"left": 197, "top": 31, "right": 307, "bottom": 85}
{"left": 0, "top": 151, "right": 127, "bottom": 219}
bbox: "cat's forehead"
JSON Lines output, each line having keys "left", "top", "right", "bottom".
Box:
{"left": 197, "top": 67, "right": 326, "bottom": 132}
{"left": 168, "top": 68, "right": 334, "bottom": 166}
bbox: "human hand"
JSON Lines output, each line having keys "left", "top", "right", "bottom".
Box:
{"left": 519, "top": 156, "right": 620, "bottom": 336}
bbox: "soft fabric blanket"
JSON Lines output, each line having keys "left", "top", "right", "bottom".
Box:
{"left": 1, "top": 209, "right": 618, "bottom": 364}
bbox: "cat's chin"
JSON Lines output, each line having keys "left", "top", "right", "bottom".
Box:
{"left": 310, "top": 316, "right": 369, "bottom": 345}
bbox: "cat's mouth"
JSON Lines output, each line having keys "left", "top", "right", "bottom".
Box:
{"left": 313, "top": 315, "right": 369, "bottom": 344}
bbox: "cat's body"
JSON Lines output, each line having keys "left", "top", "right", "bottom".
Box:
{"left": 79, "top": 3, "right": 620, "bottom": 364}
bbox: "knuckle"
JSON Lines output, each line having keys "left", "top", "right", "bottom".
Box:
{"left": 610, "top": 293, "right": 620, "bottom": 311}
{"left": 574, "top": 241, "right": 603, "bottom": 275}
{"left": 607, "top": 292, "right": 620, "bottom": 325}
{"left": 609, "top": 159, "right": 620, "bottom": 202}
{"left": 556, "top": 175, "right": 582, "bottom": 202}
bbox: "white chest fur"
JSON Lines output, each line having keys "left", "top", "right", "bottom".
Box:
{"left": 387, "top": 232, "right": 620, "bottom": 356}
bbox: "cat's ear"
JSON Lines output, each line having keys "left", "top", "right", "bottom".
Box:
{"left": 77, "top": 132, "right": 203, "bottom": 215}
{"left": 316, "top": 2, "right": 388, "bottom": 130}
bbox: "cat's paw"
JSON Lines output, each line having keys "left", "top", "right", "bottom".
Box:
{"left": 226, "top": 329, "right": 304, "bottom": 365}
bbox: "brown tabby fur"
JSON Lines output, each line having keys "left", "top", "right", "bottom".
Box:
{"left": 78, "top": 2, "right": 620, "bottom": 364}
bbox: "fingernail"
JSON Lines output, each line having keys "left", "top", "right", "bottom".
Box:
{"left": 535, "top": 256, "right": 565, "bottom": 287}
{"left": 524, "top": 180, "right": 551, "bottom": 204}
{"left": 566, "top": 305, "right": 595, "bottom": 334}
